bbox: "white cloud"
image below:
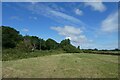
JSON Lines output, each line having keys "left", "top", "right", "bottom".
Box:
{"left": 51, "top": 25, "right": 83, "bottom": 36}
{"left": 49, "top": 10, "right": 85, "bottom": 26}
{"left": 51, "top": 26, "right": 92, "bottom": 46}
{"left": 22, "top": 28, "right": 29, "bottom": 32}
{"left": 23, "top": 3, "right": 86, "bottom": 27}
{"left": 101, "top": 11, "right": 118, "bottom": 33}
{"left": 71, "top": 35, "right": 88, "bottom": 43}
{"left": 75, "top": 9, "right": 83, "bottom": 16}
{"left": 85, "top": 1, "right": 106, "bottom": 12}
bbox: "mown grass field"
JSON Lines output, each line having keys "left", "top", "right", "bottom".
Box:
{"left": 2, "top": 53, "right": 119, "bottom": 78}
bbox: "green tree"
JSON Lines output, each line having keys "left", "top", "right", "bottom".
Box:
{"left": 39, "top": 38, "right": 46, "bottom": 50}
{"left": 22, "top": 35, "right": 40, "bottom": 52}
{"left": 60, "top": 39, "right": 80, "bottom": 53}
{"left": 94, "top": 48, "right": 98, "bottom": 51}
{"left": 77, "top": 46, "right": 80, "bottom": 50}
{"left": 63, "top": 45, "right": 80, "bottom": 53}
{"left": 2, "top": 26, "right": 22, "bottom": 48}
{"left": 23, "top": 35, "right": 33, "bottom": 52}
{"left": 60, "top": 39, "right": 70, "bottom": 48}
{"left": 46, "top": 38, "right": 58, "bottom": 50}
{"left": 31, "top": 36, "right": 40, "bottom": 50}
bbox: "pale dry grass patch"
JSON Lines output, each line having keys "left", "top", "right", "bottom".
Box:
{"left": 2, "top": 53, "right": 118, "bottom": 78}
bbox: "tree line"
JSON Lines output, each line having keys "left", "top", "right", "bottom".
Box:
{"left": 1, "top": 26, "right": 119, "bottom": 61}
{"left": 2, "top": 26, "right": 80, "bottom": 53}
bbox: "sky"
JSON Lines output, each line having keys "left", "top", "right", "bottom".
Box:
{"left": 2, "top": 2, "right": 118, "bottom": 49}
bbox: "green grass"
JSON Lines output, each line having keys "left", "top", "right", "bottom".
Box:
{"left": 2, "top": 53, "right": 119, "bottom": 78}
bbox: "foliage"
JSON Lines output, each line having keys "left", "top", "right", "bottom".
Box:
{"left": 39, "top": 38, "right": 46, "bottom": 50}
{"left": 46, "top": 38, "right": 58, "bottom": 50}
{"left": 2, "top": 26, "right": 80, "bottom": 53}
{"left": 60, "top": 39, "right": 80, "bottom": 53}
{"left": 2, "top": 26, "right": 22, "bottom": 48}
{"left": 60, "top": 39, "right": 70, "bottom": 48}
{"left": 2, "top": 26, "right": 119, "bottom": 61}
{"left": 30, "top": 36, "right": 40, "bottom": 50}
{"left": 2, "top": 49, "right": 64, "bottom": 61}
{"left": 77, "top": 46, "right": 80, "bottom": 50}
{"left": 2, "top": 26, "right": 83, "bottom": 61}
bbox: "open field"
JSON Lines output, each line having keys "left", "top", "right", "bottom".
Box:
{"left": 2, "top": 53, "right": 119, "bottom": 78}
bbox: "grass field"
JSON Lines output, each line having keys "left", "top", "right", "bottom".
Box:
{"left": 2, "top": 53, "right": 119, "bottom": 78}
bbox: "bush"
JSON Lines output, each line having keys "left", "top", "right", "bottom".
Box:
{"left": 82, "top": 49, "right": 93, "bottom": 53}
{"left": 2, "top": 48, "right": 65, "bottom": 61}
{"left": 2, "top": 48, "right": 27, "bottom": 61}
{"left": 63, "top": 45, "right": 80, "bottom": 53}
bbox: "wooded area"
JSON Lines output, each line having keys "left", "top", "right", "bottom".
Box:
{"left": 2, "top": 26, "right": 82, "bottom": 61}
{"left": 2, "top": 26, "right": 80, "bottom": 52}
{"left": 1, "top": 26, "right": 119, "bottom": 61}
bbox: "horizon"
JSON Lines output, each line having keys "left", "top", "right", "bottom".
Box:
{"left": 2, "top": 2, "right": 118, "bottom": 49}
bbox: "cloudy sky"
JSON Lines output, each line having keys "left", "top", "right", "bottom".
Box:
{"left": 2, "top": 2, "right": 118, "bottom": 49}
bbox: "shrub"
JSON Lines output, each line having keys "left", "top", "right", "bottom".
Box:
{"left": 63, "top": 45, "right": 80, "bottom": 53}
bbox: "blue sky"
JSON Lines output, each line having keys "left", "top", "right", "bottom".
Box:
{"left": 2, "top": 2, "right": 118, "bottom": 49}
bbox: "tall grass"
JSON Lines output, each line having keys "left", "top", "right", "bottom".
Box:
{"left": 2, "top": 48, "right": 119, "bottom": 61}
{"left": 2, "top": 48, "right": 65, "bottom": 61}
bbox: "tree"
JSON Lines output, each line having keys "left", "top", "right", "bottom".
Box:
{"left": 31, "top": 36, "right": 39, "bottom": 51}
{"left": 60, "top": 39, "right": 80, "bottom": 53}
{"left": 22, "top": 35, "right": 40, "bottom": 52}
{"left": 23, "top": 35, "right": 33, "bottom": 52}
{"left": 46, "top": 38, "right": 58, "bottom": 50}
{"left": 114, "top": 48, "right": 119, "bottom": 51}
{"left": 94, "top": 48, "right": 98, "bottom": 51}
{"left": 77, "top": 46, "right": 80, "bottom": 50}
{"left": 2, "top": 26, "right": 82, "bottom": 53}
{"left": 39, "top": 38, "right": 46, "bottom": 50}
{"left": 60, "top": 39, "right": 70, "bottom": 48}
{"left": 2, "top": 26, "right": 22, "bottom": 48}
{"left": 62, "top": 44, "right": 79, "bottom": 53}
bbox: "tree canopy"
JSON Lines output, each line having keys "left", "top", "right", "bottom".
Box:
{"left": 46, "top": 38, "right": 58, "bottom": 50}
{"left": 2, "top": 26, "right": 22, "bottom": 48}
{"left": 2, "top": 26, "right": 80, "bottom": 53}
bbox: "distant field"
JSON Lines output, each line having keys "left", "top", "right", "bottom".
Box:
{"left": 2, "top": 53, "right": 119, "bottom": 78}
